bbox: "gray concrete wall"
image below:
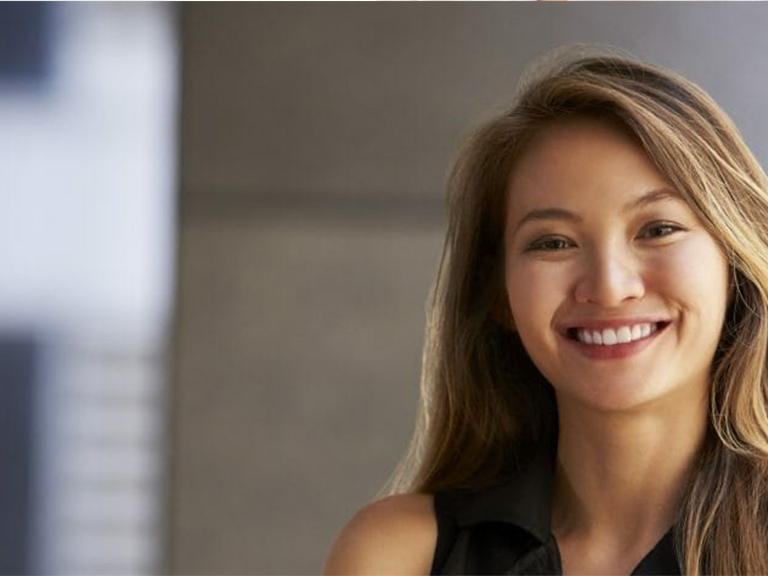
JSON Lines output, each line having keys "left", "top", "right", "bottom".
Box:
{"left": 168, "top": 3, "right": 768, "bottom": 573}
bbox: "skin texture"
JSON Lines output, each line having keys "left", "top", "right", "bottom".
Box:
{"left": 503, "top": 117, "right": 731, "bottom": 574}
{"left": 322, "top": 493, "right": 436, "bottom": 575}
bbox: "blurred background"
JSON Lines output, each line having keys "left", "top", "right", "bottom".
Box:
{"left": 2, "top": 2, "right": 767, "bottom": 575}
{"left": 0, "top": 2, "right": 175, "bottom": 574}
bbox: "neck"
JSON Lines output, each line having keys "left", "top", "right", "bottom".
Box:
{"left": 551, "top": 388, "right": 708, "bottom": 551}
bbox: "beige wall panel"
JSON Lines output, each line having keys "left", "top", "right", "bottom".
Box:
{"left": 171, "top": 213, "right": 443, "bottom": 573}
{"left": 181, "top": 3, "right": 767, "bottom": 200}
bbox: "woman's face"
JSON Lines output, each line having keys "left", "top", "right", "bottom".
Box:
{"left": 503, "top": 117, "right": 732, "bottom": 413}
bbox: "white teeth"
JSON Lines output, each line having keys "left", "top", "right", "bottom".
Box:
{"left": 616, "top": 326, "right": 632, "bottom": 344}
{"left": 576, "top": 323, "right": 659, "bottom": 346}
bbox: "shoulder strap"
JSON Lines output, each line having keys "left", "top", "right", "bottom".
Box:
{"left": 429, "top": 491, "right": 460, "bottom": 575}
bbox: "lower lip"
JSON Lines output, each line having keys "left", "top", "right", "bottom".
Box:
{"left": 561, "top": 323, "right": 670, "bottom": 360}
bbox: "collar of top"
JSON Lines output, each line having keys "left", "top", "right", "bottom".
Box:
{"left": 452, "top": 430, "right": 558, "bottom": 543}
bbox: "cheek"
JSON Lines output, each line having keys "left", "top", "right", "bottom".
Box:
{"left": 649, "top": 236, "right": 730, "bottom": 307}
{"left": 505, "top": 261, "right": 567, "bottom": 334}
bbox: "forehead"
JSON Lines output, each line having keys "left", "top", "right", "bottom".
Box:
{"left": 506, "top": 117, "right": 673, "bottom": 213}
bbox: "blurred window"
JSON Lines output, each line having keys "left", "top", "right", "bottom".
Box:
{"left": 0, "top": 3, "right": 177, "bottom": 575}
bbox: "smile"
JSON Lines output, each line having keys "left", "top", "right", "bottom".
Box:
{"left": 562, "top": 321, "right": 671, "bottom": 360}
{"left": 567, "top": 321, "right": 670, "bottom": 345}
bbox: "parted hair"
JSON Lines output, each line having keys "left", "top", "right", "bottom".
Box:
{"left": 381, "top": 46, "right": 768, "bottom": 575}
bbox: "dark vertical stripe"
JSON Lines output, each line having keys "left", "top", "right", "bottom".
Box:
{"left": 0, "top": 334, "right": 37, "bottom": 575}
{"left": 0, "top": 3, "right": 52, "bottom": 82}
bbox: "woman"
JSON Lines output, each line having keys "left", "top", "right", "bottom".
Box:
{"left": 323, "top": 47, "right": 768, "bottom": 575}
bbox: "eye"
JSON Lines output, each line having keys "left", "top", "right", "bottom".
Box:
{"left": 641, "top": 222, "right": 684, "bottom": 239}
{"left": 525, "top": 236, "right": 573, "bottom": 252}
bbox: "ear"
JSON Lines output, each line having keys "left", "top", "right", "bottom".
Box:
{"left": 491, "top": 295, "right": 516, "bottom": 331}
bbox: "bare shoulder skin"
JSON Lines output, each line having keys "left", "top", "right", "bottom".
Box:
{"left": 323, "top": 493, "right": 437, "bottom": 576}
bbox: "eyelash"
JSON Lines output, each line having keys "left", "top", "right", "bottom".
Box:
{"left": 525, "top": 223, "right": 685, "bottom": 253}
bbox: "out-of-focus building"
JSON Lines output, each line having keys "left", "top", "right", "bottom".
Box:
{"left": 0, "top": 3, "right": 177, "bottom": 574}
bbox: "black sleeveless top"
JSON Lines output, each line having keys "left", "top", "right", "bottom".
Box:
{"left": 429, "top": 433, "right": 682, "bottom": 575}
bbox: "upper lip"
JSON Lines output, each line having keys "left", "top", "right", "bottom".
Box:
{"left": 557, "top": 316, "right": 672, "bottom": 335}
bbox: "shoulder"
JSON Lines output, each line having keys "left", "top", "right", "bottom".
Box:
{"left": 323, "top": 493, "right": 438, "bottom": 576}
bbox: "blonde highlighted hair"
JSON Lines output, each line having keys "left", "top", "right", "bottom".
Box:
{"left": 382, "top": 46, "right": 768, "bottom": 574}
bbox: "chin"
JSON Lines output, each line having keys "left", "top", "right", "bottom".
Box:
{"left": 554, "top": 380, "right": 671, "bottom": 415}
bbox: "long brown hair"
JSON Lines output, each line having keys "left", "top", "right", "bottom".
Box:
{"left": 381, "top": 46, "right": 768, "bottom": 574}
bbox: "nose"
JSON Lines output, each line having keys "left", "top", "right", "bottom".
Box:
{"left": 573, "top": 244, "right": 646, "bottom": 307}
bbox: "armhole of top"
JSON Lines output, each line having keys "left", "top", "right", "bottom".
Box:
{"left": 429, "top": 491, "right": 460, "bottom": 575}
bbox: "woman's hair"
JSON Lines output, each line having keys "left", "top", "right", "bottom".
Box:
{"left": 380, "top": 45, "right": 768, "bottom": 574}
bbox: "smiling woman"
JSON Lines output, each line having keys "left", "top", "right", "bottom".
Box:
{"left": 323, "top": 47, "right": 768, "bottom": 575}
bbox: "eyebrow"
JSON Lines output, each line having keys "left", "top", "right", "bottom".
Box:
{"left": 511, "top": 188, "right": 686, "bottom": 238}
